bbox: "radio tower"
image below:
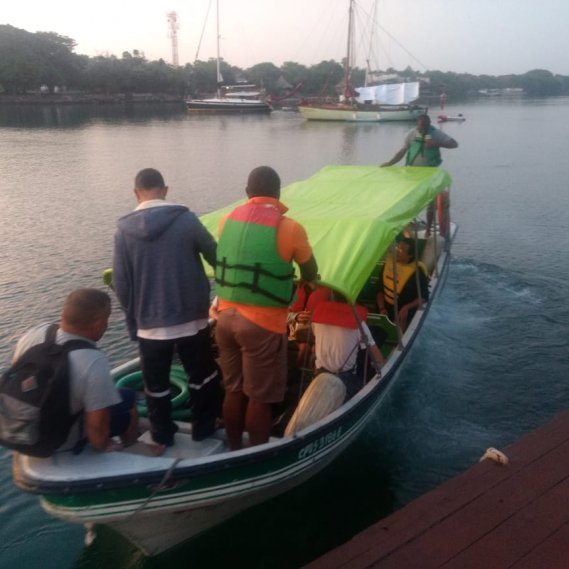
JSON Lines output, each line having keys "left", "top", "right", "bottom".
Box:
{"left": 167, "top": 11, "right": 179, "bottom": 66}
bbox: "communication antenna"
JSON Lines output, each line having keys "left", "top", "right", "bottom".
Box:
{"left": 167, "top": 11, "right": 180, "bottom": 66}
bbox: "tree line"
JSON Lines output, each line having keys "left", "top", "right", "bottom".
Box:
{"left": 1, "top": 24, "right": 568, "bottom": 100}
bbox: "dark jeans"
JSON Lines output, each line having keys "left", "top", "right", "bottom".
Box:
{"left": 73, "top": 388, "right": 134, "bottom": 454}
{"left": 110, "top": 388, "right": 135, "bottom": 436}
{"left": 139, "top": 327, "right": 223, "bottom": 444}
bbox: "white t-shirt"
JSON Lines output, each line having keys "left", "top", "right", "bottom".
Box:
{"left": 312, "top": 321, "right": 374, "bottom": 373}
{"left": 13, "top": 323, "right": 121, "bottom": 450}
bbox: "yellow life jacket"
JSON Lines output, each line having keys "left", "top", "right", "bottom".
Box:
{"left": 383, "top": 257, "right": 428, "bottom": 305}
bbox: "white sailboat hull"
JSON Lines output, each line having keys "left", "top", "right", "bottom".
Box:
{"left": 377, "top": 106, "right": 427, "bottom": 121}
{"left": 298, "top": 105, "right": 381, "bottom": 122}
{"left": 186, "top": 97, "right": 272, "bottom": 113}
{"left": 298, "top": 104, "right": 426, "bottom": 122}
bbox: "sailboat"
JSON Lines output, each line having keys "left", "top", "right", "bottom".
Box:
{"left": 186, "top": 0, "right": 272, "bottom": 113}
{"left": 298, "top": 0, "right": 427, "bottom": 123}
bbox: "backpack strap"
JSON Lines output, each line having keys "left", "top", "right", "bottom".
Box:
{"left": 44, "top": 323, "right": 98, "bottom": 454}
{"left": 44, "top": 322, "right": 60, "bottom": 344}
{"left": 44, "top": 323, "right": 97, "bottom": 353}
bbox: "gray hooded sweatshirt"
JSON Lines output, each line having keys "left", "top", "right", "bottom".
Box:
{"left": 113, "top": 203, "right": 216, "bottom": 339}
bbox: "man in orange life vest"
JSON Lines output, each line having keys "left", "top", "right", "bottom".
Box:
{"left": 376, "top": 237, "right": 430, "bottom": 332}
{"left": 214, "top": 166, "right": 318, "bottom": 450}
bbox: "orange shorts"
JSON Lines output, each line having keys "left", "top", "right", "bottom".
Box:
{"left": 215, "top": 308, "right": 288, "bottom": 403}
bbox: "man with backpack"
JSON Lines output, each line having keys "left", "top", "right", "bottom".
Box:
{"left": 1, "top": 288, "right": 146, "bottom": 456}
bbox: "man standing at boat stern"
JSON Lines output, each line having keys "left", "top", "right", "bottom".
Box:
{"left": 214, "top": 166, "right": 318, "bottom": 450}
{"left": 381, "top": 114, "right": 457, "bottom": 235}
{"left": 113, "top": 168, "right": 222, "bottom": 446}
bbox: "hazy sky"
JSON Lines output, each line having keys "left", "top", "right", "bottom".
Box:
{"left": 3, "top": 0, "right": 568, "bottom": 76}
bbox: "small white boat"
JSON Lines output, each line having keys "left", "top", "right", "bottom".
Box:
{"left": 13, "top": 165, "right": 456, "bottom": 556}
{"left": 437, "top": 113, "right": 466, "bottom": 123}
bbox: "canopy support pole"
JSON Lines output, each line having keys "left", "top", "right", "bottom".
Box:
{"left": 389, "top": 242, "right": 404, "bottom": 349}
{"left": 349, "top": 303, "right": 382, "bottom": 376}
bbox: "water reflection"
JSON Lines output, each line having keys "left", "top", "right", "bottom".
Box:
{"left": 0, "top": 103, "right": 187, "bottom": 129}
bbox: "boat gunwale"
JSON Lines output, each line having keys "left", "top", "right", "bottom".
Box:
{"left": 14, "top": 370, "right": 385, "bottom": 496}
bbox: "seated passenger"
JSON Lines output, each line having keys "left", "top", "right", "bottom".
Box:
{"left": 8, "top": 288, "right": 162, "bottom": 456}
{"left": 288, "top": 282, "right": 331, "bottom": 368}
{"left": 311, "top": 297, "right": 384, "bottom": 400}
{"left": 376, "top": 237, "right": 430, "bottom": 332}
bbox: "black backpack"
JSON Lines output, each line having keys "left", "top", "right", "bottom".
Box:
{"left": 0, "top": 323, "right": 95, "bottom": 457}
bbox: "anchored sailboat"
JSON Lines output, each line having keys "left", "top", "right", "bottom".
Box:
{"left": 186, "top": 0, "right": 272, "bottom": 113}
{"left": 298, "top": 0, "right": 426, "bottom": 122}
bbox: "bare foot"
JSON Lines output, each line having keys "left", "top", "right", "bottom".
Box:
{"left": 122, "top": 441, "right": 166, "bottom": 457}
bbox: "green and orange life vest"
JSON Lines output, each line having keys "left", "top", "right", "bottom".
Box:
{"left": 214, "top": 202, "right": 295, "bottom": 307}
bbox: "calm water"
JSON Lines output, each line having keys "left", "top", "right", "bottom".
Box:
{"left": 1, "top": 98, "right": 569, "bottom": 568}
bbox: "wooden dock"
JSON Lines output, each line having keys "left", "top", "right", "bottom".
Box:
{"left": 304, "top": 409, "right": 569, "bottom": 569}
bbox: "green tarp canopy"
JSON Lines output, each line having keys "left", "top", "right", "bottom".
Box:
{"left": 200, "top": 165, "right": 451, "bottom": 304}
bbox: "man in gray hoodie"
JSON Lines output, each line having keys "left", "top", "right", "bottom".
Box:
{"left": 113, "top": 168, "right": 222, "bottom": 445}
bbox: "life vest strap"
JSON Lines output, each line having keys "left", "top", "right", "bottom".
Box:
{"left": 215, "top": 257, "right": 295, "bottom": 305}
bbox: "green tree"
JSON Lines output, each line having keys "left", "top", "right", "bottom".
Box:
{"left": 246, "top": 62, "right": 281, "bottom": 92}
{"left": 281, "top": 61, "right": 308, "bottom": 87}
{"left": 81, "top": 55, "right": 122, "bottom": 94}
{"left": 519, "top": 69, "right": 563, "bottom": 96}
{"left": 34, "top": 31, "right": 82, "bottom": 91}
{"left": 3, "top": 24, "right": 569, "bottom": 100}
{"left": 0, "top": 26, "right": 84, "bottom": 93}
{"left": 303, "top": 60, "right": 344, "bottom": 97}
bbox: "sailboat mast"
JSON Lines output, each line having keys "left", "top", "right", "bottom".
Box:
{"left": 365, "top": 0, "right": 378, "bottom": 87}
{"left": 216, "top": 0, "right": 221, "bottom": 98}
{"left": 343, "top": 0, "right": 354, "bottom": 98}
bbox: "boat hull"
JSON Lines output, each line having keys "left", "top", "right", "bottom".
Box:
{"left": 23, "top": 388, "right": 377, "bottom": 554}
{"left": 99, "top": 441, "right": 345, "bottom": 555}
{"left": 298, "top": 104, "right": 381, "bottom": 122}
{"left": 186, "top": 98, "right": 272, "bottom": 113}
{"left": 437, "top": 114, "right": 466, "bottom": 123}
{"left": 298, "top": 104, "right": 426, "bottom": 122}
{"left": 377, "top": 106, "right": 427, "bottom": 122}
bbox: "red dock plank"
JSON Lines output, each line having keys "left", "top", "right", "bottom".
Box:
{"left": 304, "top": 409, "right": 569, "bottom": 569}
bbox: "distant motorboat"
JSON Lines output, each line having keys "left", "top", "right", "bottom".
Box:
{"left": 437, "top": 113, "right": 466, "bottom": 123}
